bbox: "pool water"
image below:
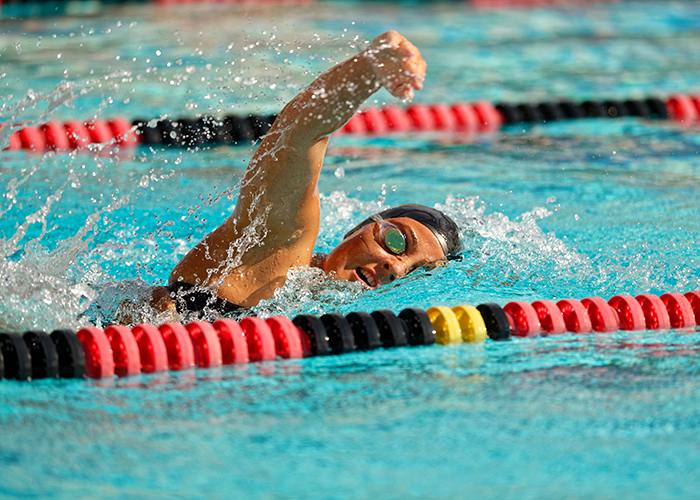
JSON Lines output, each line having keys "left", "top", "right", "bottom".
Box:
{"left": 1, "top": 1, "right": 700, "bottom": 498}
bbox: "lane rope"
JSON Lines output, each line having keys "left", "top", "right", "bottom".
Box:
{"left": 2, "top": 290, "right": 699, "bottom": 381}
{"left": 2, "top": 94, "right": 698, "bottom": 152}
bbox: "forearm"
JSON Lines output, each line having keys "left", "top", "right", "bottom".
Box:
{"left": 273, "top": 51, "right": 381, "bottom": 142}
{"left": 231, "top": 50, "right": 382, "bottom": 233}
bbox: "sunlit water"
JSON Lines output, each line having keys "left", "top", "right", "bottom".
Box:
{"left": 0, "top": 2, "right": 699, "bottom": 498}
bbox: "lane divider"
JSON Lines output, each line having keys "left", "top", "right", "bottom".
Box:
{"left": 154, "top": 0, "right": 315, "bottom": 4}
{"left": 0, "top": 0, "right": 315, "bottom": 19}
{"left": 470, "top": 0, "right": 619, "bottom": 7}
{"left": 0, "top": 0, "right": 615, "bottom": 20}
{"left": 2, "top": 290, "right": 699, "bottom": 381}
{"left": 2, "top": 94, "right": 698, "bottom": 152}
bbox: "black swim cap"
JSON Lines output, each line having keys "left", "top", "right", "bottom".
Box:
{"left": 344, "top": 203, "right": 462, "bottom": 258}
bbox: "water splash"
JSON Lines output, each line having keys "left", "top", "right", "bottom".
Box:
{"left": 0, "top": 74, "right": 145, "bottom": 330}
{"left": 252, "top": 266, "right": 363, "bottom": 319}
{"left": 436, "top": 194, "right": 598, "bottom": 299}
{"left": 0, "top": 171, "right": 129, "bottom": 331}
{"left": 0, "top": 71, "right": 132, "bottom": 155}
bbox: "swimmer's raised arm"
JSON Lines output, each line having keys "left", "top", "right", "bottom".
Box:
{"left": 169, "top": 31, "right": 426, "bottom": 306}
{"left": 235, "top": 30, "right": 425, "bottom": 247}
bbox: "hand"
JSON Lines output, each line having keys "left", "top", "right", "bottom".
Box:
{"left": 364, "top": 31, "right": 426, "bottom": 100}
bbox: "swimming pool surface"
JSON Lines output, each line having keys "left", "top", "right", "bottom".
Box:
{"left": 1, "top": 1, "right": 700, "bottom": 498}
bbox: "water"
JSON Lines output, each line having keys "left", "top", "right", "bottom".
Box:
{"left": 1, "top": 1, "right": 700, "bottom": 498}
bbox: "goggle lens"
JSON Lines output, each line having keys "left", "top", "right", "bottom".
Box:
{"left": 382, "top": 224, "right": 406, "bottom": 255}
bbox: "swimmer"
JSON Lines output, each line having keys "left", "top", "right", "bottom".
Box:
{"left": 151, "top": 30, "right": 461, "bottom": 318}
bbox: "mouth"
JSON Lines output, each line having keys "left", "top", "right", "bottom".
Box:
{"left": 354, "top": 267, "right": 378, "bottom": 289}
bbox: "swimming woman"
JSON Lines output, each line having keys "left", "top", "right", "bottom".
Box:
{"left": 159, "top": 30, "right": 461, "bottom": 317}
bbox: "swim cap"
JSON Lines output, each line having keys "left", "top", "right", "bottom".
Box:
{"left": 344, "top": 203, "right": 462, "bottom": 258}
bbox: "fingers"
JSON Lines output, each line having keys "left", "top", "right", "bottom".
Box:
{"left": 392, "top": 83, "right": 414, "bottom": 100}
{"left": 374, "top": 30, "right": 402, "bottom": 50}
{"left": 396, "top": 38, "right": 425, "bottom": 95}
{"left": 402, "top": 47, "right": 426, "bottom": 91}
{"left": 370, "top": 31, "right": 426, "bottom": 99}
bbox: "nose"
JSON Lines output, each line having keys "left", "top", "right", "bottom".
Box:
{"left": 378, "top": 258, "right": 408, "bottom": 285}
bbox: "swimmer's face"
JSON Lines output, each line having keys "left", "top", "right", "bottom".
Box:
{"left": 320, "top": 217, "right": 445, "bottom": 289}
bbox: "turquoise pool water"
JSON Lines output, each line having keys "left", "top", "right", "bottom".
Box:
{"left": 1, "top": 1, "right": 700, "bottom": 498}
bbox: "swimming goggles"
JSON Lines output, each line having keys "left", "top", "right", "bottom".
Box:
{"left": 379, "top": 221, "right": 406, "bottom": 255}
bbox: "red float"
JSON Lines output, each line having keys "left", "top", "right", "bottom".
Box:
{"left": 239, "top": 317, "right": 276, "bottom": 362}
{"left": 608, "top": 295, "right": 646, "bottom": 331}
{"left": 472, "top": 101, "right": 503, "bottom": 131}
{"left": 666, "top": 94, "right": 698, "bottom": 124}
{"left": 40, "top": 122, "right": 71, "bottom": 151}
{"left": 265, "top": 316, "right": 304, "bottom": 359}
{"left": 503, "top": 301, "right": 542, "bottom": 337}
{"left": 556, "top": 299, "right": 593, "bottom": 333}
{"left": 635, "top": 294, "right": 671, "bottom": 330}
{"left": 108, "top": 117, "right": 138, "bottom": 146}
{"left": 212, "top": 319, "right": 250, "bottom": 364}
{"left": 185, "top": 321, "right": 223, "bottom": 368}
{"left": 5, "top": 131, "right": 22, "bottom": 151}
{"left": 158, "top": 322, "right": 196, "bottom": 371}
{"left": 660, "top": 293, "right": 697, "bottom": 328}
{"left": 382, "top": 106, "right": 413, "bottom": 131}
{"left": 86, "top": 120, "right": 113, "bottom": 144}
{"left": 104, "top": 325, "right": 142, "bottom": 377}
{"left": 430, "top": 103, "right": 458, "bottom": 130}
{"left": 689, "top": 95, "right": 700, "bottom": 116}
{"left": 361, "top": 109, "right": 390, "bottom": 134}
{"left": 64, "top": 121, "right": 92, "bottom": 148}
{"left": 76, "top": 327, "right": 115, "bottom": 379}
{"left": 341, "top": 114, "right": 368, "bottom": 134}
{"left": 131, "top": 324, "right": 169, "bottom": 373}
{"left": 18, "top": 126, "right": 46, "bottom": 151}
{"left": 451, "top": 103, "right": 480, "bottom": 132}
{"left": 684, "top": 291, "right": 700, "bottom": 324}
{"left": 581, "top": 296, "right": 619, "bottom": 332}
{"left": 406, "top": 104, "right": 437, "bottom": 131}
{"left": 531, "top": 300, "right": 567, "bottom": 335}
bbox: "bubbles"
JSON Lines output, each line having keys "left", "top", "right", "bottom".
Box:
{"left": 334, "top": 167, "right": 345, "bottom": 179}
{"left": 253, "top": 266, "right": 362, "bottom": 319}
{"left": 0, "top": 259, "right": 94, "bottom": 332}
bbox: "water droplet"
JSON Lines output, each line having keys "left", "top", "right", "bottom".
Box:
{"left": 139, "top": 175, "right": 149, "bottom": 188}
{"left": 14, "top": 42, "right": 21, "bottom": 54}
{"left": 334, "top": 167, "right": 345, "bottom": 179}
